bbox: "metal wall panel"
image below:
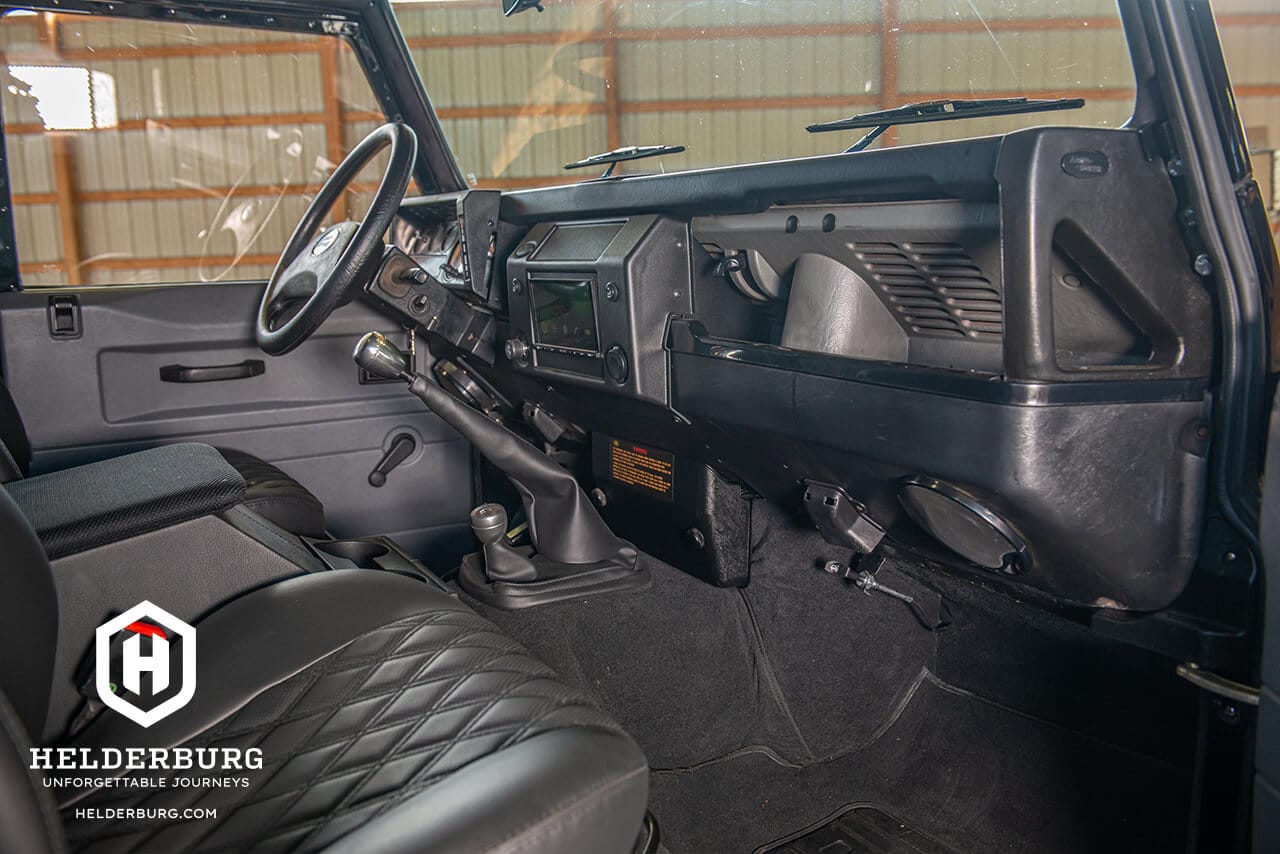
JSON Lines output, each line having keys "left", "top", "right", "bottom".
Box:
{"left": 1, "top": 2, "right": 1276, "bottom": 288}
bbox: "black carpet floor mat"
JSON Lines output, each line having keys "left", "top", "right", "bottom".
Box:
{"left": 759, "top": 805, "right": 957, "bottom": 854}
{"left": 649, "top": 674, "right": 1190, "bottom": 854}
{"left": 463, "top": 503, "right": 1194, "bottom": 854}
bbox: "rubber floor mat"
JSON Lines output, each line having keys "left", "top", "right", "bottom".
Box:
{"left": 758, "top": 805, "right": 958, "bottom": 854}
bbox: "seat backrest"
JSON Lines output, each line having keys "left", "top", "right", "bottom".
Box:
{"left": 0, "top": 486, "right": 57, "bottom": 741}
{"left": 0, "top": 381, "right": 31, "bottom": 480}
{"left": 0, "top": 689, "right": 62, "bottom": 854}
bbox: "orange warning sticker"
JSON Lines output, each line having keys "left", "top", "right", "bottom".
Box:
{"left": 609, "top": 438, "right": 675, "bottom": 500}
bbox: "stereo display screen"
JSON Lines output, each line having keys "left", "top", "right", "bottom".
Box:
{"left": 530, "top": 278, "right": 599, "bottom": 352}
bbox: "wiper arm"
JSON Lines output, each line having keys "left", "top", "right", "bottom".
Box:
{"left": 807, "top": 97, "right": 1085, "bottom": 153}
{"left": 564, "top": 144, "right": 686, "bottom": 178}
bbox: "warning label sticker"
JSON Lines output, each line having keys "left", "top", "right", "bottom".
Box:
{"left": 608, "top": 438, "right": 675, "bottom": 500}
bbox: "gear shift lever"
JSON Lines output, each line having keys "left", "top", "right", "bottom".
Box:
{"left": 469, "top": 503, "right": 538, "bottom": 582}
{"left": 354, "top": 332, "right": 629, "bottom": 569}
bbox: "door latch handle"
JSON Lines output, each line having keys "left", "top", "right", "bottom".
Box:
{"left": 368, "top": 433, "right": 416, "bottom": 487}
{"left": 47, "top": 295, "right": 81, "bottom": 339}
{"left": 160, "top": 359, "right": 265, "bottom": 383}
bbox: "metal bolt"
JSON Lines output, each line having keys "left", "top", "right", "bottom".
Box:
{"left": 511, "top": 277, "right": 523, "bottom": 295}
{"left": 1193, "top": 254, "right": 1213, "bottom": 276}
{"left": 1167, "top": 159, "right": 1185, "bottom": 177}
{"left": 1215, "top": 701, "right": 1241, "bottom": 724}
{"left": 604, "top": 281, "right": 619, "bottom": 302}
{"left": 823, "top": 560, "right": 844, "bottom": 575}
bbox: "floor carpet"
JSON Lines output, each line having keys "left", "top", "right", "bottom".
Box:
{"left": 463, "top": 502, "right": 1194, "bottom": 853}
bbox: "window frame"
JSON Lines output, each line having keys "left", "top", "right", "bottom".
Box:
{"left": 0, "top": 0, "right": 462, "bottom": 291}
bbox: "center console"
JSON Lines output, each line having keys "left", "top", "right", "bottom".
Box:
{"left": 504, "top": 215, "right": 708, "bottom": 406}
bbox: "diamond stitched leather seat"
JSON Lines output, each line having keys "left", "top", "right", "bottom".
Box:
{"left": 63, "top": 609, "right": 637, "bottom": 852}
{"left": 0, "top": 487, "right": 649, "bottom": 854}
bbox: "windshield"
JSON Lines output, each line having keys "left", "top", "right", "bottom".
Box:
{"left": 391, "top": 0, "right": 1136, "bottom": 188}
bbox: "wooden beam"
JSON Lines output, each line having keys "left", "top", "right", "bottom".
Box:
{"left": 10, "top": 192, "right": 59, "bottom": 206}
{"left": 879, "top": 0, "right": 900, "bottom": 147}
{"left": 901, "top": 17, "right": 1121, "bottom": 34}
{"left": 619, "top": 22, "right": 880, "bottom": 41}
{"left": 5, "top": 111, "right": 331, "bottom": 136}
{"left": 624, "top": 94, "right": 880, "bottom": 114}
{"left": 40, "top": 11, "right": 59, "bottom": 50}
{"left": 15, "top": 181, "right": 378, "bottom": 207}
{"left": 319, "top": 39, "right": 348, "bottom": 221}
{"left": 1234, "top": 85, "right": 1280, "bottom": 99}
{"left": 437, "top": 103, "right": 604, "bottom": 121}
{"left": 49, "top": 135, "right": 82, "bottom": 285}
{"left": 80, "top": 252, "right": 282, "bottom": 271}
{"left": 59, "top": 39, "right": 322, "bottom": 62}
{"left": 904, "top": 86, "right": 1136, "bottom": 103}
{"left": 407, "top": 31, "right": 598, "bottom": 49}
{"left": 601, "top": 0, "right": 622, "bottom": 150}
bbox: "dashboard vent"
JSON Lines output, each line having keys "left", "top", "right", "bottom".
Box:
{"left": 853, "top": 241, "right": 1002, "bottom": 339}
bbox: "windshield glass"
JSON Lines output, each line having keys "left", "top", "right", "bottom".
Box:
{"left": 392, "top": 0, "right": 1136, "bottom": 188}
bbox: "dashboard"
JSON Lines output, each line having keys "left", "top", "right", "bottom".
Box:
{"left": 377, "top": 126, "right": 1214, "bottom": 615}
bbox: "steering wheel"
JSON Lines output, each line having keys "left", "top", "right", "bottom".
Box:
{"left": 255, "top": 122, "right": 417, "bottom": 356}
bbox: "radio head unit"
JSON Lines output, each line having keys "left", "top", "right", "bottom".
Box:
{"left": 505, "top": 216, "right": 699, "bottom": 405}
{"left": 529, "top": 277, "right": 600, "bottom": 353}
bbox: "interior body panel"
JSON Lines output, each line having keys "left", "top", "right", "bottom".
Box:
{"left": 387, "top": 124, "right": 1216, "bottom": 611}
{"left": 0, "top": 284, "right": 473, "bottom": 567}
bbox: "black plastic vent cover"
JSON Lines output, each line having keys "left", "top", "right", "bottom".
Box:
{"left": 852, "top": 241, "right": 1002, "bottom": 339}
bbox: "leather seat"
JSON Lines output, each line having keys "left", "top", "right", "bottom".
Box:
{"left": 0, "top": 382, "right": 326, "bottom": 538}
{"left": 0, "top": 487, "right": 649, "bottom": 853}
{"left": 213, "top": 447, "right": 326, "bottom": 538}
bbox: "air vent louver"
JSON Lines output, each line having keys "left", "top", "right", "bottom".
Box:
{"left": 852, "top": 241, "right": 1001, "bottom": 340}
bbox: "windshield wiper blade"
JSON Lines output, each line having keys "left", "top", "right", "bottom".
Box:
{"left": 807, "top": 97, "right": 1086, "bottom": 152}
{"left": 564, "top": 144, "right": 686, "bottom": 178}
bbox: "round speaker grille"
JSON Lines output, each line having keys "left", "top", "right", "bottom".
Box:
{"left": 899, "top": 479, "right": 1029, "bottom": 574}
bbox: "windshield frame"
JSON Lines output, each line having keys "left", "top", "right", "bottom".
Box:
{"left": 388, "top": 0, "right": 1159, "bottom": 192}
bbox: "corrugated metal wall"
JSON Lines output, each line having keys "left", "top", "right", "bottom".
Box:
{"left": 0, "top": 0, "right": 1276, "bottom": 287}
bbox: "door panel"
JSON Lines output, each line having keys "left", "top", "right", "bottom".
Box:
{"left": 0, "top": 282, "right": 473, "bottom": 570}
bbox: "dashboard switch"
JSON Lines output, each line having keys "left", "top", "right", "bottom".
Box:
{"left": 605, "top": 345, "right": 629, "bottom": 384}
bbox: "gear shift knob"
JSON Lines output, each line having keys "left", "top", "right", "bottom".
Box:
{"left": 470, "top": 502, "right": 538, "bottom": 583}
{"left": 470, "top": 503, "right": 507, "bottom": 546}
{"left": 353, "top": 331, "right": 410, "bottom": 381}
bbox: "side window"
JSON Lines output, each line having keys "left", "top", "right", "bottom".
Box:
{"left": 0, "top": 11, "right": 382, "bottom": 288}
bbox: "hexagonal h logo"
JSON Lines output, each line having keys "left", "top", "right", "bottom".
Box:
{"left": 96, "top": 601, "right": 196, "bottom": 728}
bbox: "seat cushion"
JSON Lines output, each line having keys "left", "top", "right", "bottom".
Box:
{"left": 56, "top": 571, "right": 648, "bottom": 853}
{"left": 217, "top": 448, "right": 326, "bottom": 538}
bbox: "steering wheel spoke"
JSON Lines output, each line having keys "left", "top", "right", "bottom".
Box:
{"left": 255, "top": 123, "right": 417, "bottom": 356}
